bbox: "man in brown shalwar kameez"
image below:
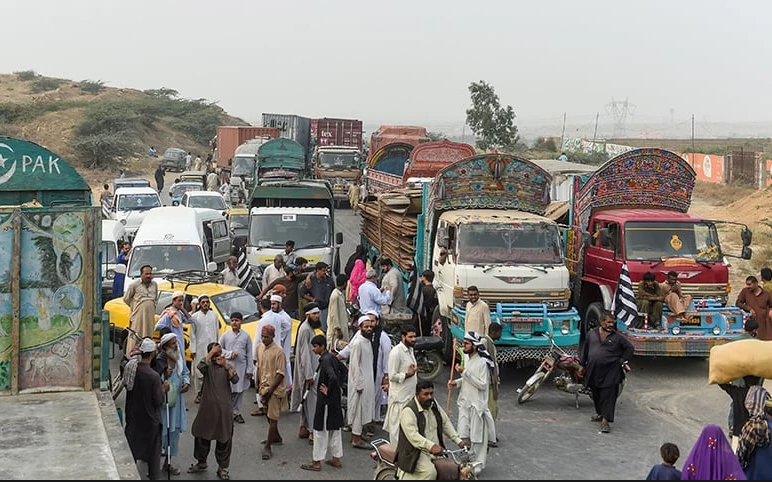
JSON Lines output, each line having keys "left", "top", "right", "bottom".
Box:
{"left": 255, "top": 324, "right": 288, "bottom": 461}
{"left": 123, "top": 265, "right": 158, "bottom": 353}
{"left": 188, "top": 342, "right": 239, "bottom": 480}
{"left": 735, "top": 275, "right": 772, "bottom": 341}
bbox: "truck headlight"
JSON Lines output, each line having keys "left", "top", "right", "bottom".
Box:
{"left": 671, "top": 326, "right": 681, "bottom": 335}
{"left": 560, "top": 325, "right": 570, "bottom": 335}
{"left": 545, "top": 299, "right": 570, "bottom": 311}
{"left": 712, "top": 325, "right": 721, "bottom": 336}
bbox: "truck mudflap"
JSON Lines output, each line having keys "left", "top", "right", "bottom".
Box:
{"left": 450, "top": 302, "right": 581, "bottom": 363}
{"left": 617, "top": 300, "right": 745, "bottom": 357}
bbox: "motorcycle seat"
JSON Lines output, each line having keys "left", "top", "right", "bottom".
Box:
{"left": 415, "top": 335, "right": 443, "bottom": 352}
{"left": 377, "top": 442, "right": 398, "bottom": 464}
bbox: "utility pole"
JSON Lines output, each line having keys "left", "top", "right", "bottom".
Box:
{"left": 560, "top": 112, "right": 567, "bottom": 152}
{"left": 461, "top": 124, "right": 466, "bottom": 144}
{"left": 691, "top": 114, "right": 695, "bottom": 154}
{"left": 592, "top": 112, "right": 600, "bottom": 150}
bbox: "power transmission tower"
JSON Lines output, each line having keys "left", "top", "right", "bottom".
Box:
{"left": 605, "top": 97, "right": 636, "bottom": 138}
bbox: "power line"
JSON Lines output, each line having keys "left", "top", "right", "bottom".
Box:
{"left": 605, "top": 97, "right": 637, "bottom": 137}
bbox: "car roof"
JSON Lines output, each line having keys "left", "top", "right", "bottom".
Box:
{"left": 115, "top": 186, "right": 160, "bottom": 194}
{"left": 187, "top": 191, "right": 224, "bottom": 197}
{"left": 156, "top": 280, "right": 242, "bottom": 295}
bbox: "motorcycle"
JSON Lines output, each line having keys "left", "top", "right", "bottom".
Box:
{"left": 516, "top": 332, "right": 628, "bottom": 408}
{"left": 369, "top": 438, "right": 477, "bottom": 480}
{"left": 386, "top": 330, "right": 444, "bottom": 382}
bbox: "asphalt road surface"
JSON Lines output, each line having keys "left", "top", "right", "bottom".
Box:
{"left": 112, "top": 195, "right": 732, "bottom": 480}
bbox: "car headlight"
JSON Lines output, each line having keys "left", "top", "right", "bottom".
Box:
{"left": 119, "top": 219, "right": 127, "bottom": 225}
{"left": 106, "top": 269, "right": 115, "bottom": 280}
{"left": 671, "top": 326, "right": 681, "bottom": 335}
{"left": 712, "top": 325, "right": 721, "bottom": 336}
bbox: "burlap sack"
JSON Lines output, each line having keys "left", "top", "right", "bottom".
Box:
{"left": 708, "top": 339, "right": 772, "bottom": 384}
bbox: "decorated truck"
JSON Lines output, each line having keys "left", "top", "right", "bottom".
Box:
{"left": 363, "top": 125, "right": 431, "bottom": 194}
{"left": 360, "top": 153, "right": 581, "bottom": 364}
{"left": 312, "top": 145, "right": 363, "bottom": 207}
{"left": 255, "top": 137, "right": 307, "bottom": 182}
{"left": 567, "top": 148, "right": 752, "bottom": 356}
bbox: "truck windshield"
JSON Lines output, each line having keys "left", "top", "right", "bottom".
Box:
{"left": 457, "top": 223, "right": 563, "bottom": 265}
{"left": 232, "top": 157, "right": 254, "bottom": 176}
{"left": 212, "top": 290, "right": 259, "bottom": 323}
{"left": 624, "top": 221, "right": 722, "bottom": 261}
{"left": 117, "top": 194, "right": 161, "bottom": 211}
{"left": 127, "top": 245, "right": 205, "bottom": 276}
{"left": 249, "top": 213, "right": 330, "bottom": 249}
{"left": 318, "top": 152, "right": 359, "bottom": 168}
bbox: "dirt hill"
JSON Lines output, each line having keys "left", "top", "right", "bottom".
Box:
{"left": 0, "top": 71, "right": 248, "bottom": 192}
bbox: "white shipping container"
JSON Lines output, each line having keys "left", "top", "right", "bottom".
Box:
{"left": 261, "top": 113, "right": 312, "bottom": 155}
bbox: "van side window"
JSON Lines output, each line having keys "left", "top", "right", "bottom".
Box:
{"left": 212, "top": 220, "right": 227, "bottom": 239}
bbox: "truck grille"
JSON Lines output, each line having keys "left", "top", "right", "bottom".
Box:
{"left": 458, "top": 289, "right": 569, "bottom": 311}
{"left": 630, "top": 282, "right": 728, "bottom": 305}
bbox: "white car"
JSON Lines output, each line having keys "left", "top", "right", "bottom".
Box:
{"left": 180, "top": 190, "right": 230, "bottom": 213}
{"left": 108, "top": 186, "right": 162, "bottom": 238}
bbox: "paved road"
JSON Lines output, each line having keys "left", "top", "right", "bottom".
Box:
{"left": 111, "top": 201, "right": 731, "bottom": 480}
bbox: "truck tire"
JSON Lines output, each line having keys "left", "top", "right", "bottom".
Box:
{"left": 439, "top": 314, "right": 455, "bottom": 364}
{"left": 584, "top": 302, "right": 604, "bottom": 336}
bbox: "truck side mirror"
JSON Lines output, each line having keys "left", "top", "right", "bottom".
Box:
{"left": 741, "top": 226, "right": 752, "bottom": 247}
{"left": 335, "top": 232, "right": 343, "bottom": 245}
{"left": 741, "top": 246, "right": 753, "bottom": 260}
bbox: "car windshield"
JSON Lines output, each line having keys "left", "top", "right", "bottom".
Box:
{"left": 117, "top": 193, "right": 161, "bottom": 211}
{"left": 171, "top": 183, "right": 204, "bottom": 198}
{"left": 318, "top": 152, "right": 360, "bottom": 168}
{"left": 164, "top": 149, "right": 185, "bottom": 160}
{"left": 127, "top": 245, "right": 204, "bottom": 276}
{"left": 229, "top": 214, "right": 249, "bottom": 235}
{"left": 189, "top": 195, "right": 227, "bottom": 210}
{"left": 457, "top": 222, "right": 563, "bottom": 265}
{"left": 624, "top": 221, "right": 723, "bottom": 261}
{"left": 232, "top": 157, "right": 255, "bottom": 176}
{"left": 212, "top": 290, "right": 259, "bottom": 323}
{"left": 249, "top": 213, "right": 330, "bottom": 249}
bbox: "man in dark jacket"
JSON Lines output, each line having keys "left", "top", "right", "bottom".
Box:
{"left": 154, "top": 165, "right": 165, "bottom": 193}
{"left": 187, "top": 342, "right": 239, "bottom": 480}
{"left": 124, "top": 338, "right": 167, "bottom": 480}
{"left": 580, "top": 309, "right": 634, "bottom": 434}
{"left": 300, "top": 335, "right": 345, "bottom": 471}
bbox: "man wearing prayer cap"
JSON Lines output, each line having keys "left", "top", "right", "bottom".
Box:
{"left": 291, "top": 302, "right": 322, "bottom": 438}
{"left": 448, "top": 331, "right": 497, "bottom": 476}
{"left": 338, "top": 313, "right": 375, "bottom": 449}
{"left": 254, "top": 293, "right": 293, "bottom": 413}
{"left": 219, "top": 311, "right": 254, "bottom": 424}
{"left": 125, "top": 337, "right": 168, "bottom": 480}
{"left": 154, "top": 332, "right": 190, "bottom": 475}
{"left": 154, "top": 290, "right": 189, "bottom": 361}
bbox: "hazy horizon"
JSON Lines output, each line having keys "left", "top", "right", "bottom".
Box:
{"left": 4, "top": 0, "right": 772, "bottom": 135}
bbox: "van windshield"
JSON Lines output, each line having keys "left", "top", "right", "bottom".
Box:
{"left": 249, "top": 213, "right": 330, "bottom": 249}
{"left": 117, "top": 193, "right": 161, "bottom": 211}
{"left": 127, "top": 245, "right": 205, "bottom": 276}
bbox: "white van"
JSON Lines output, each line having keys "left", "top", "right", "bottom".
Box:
{"left": 109, "top": 186, "right": 163, "bottom": 238}
{"left": 124, "top": 206, "right": 231, "bottom": 291}
{"left": 101, "top": 219, "right": 128, "bottom": 303}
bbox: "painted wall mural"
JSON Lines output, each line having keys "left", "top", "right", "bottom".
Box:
{"left": 0, "top": 209, "right": 89, "bottom": 392}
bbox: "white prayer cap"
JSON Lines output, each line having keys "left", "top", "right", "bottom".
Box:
{"left": 140, "top": 338, "right": 157, "bottom": 353}
{"left": 159, "top": 333, "right": 177, "bottom": 348}
{"left": 355, "top": 314, "right": 370, "bottom": 327}
{"left": 306, "top": 306, "right": 321, "bottom": 314}
{"left": 270, "top": 294, "right": 283, "bottom": 303}
{"left": 172, "top": 290, "right": 185, "bottom": 300}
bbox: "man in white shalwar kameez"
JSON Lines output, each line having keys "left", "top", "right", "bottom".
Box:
{"left": 448, "top": 331, "right": 496, "bottom": 476}
{"left": 384, "top": 324, "right": 418, "bottom": 444}
{"left": 291, "top": 304, "right": 321, "bottom": 439}
{"left": 188, "top": 294, "right": 220, "bottom": 402}
{"left": 346, "top": 315, "right": 375, "bottom": 449}
{"left": 219, "top": 312, "right": 254, "bottom": 424}
{"left": 326, "top": 274, "right": 349, "bottom": 351}
{"left": 368, "top": 311, "right": 392, "bottom": 425}
{"left": 257, "top": 295, "right": 293, "bottom": 390}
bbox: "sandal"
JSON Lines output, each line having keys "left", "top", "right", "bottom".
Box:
{"left": 217, "top": 467, "right": 230, "bottom": 480}
{"left": 260, "top": 439, "right": 283, "bottom": 445}
{"left": 262, "top": 447, "right": 272, "bottom": 460}
{"left": 187, "top": 462, "right": 208, "bottom": 473}
{"left": 300, "top": 463, "right": 321, "bottom": 472}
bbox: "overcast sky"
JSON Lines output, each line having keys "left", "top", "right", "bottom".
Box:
{"left": 4, "top": 0, "right": 769, "bottom": 130}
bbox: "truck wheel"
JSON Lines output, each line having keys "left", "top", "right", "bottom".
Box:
{"left": 584, "top": 302, "right": 604, "bottom": 335}
{"left": 438, "top": 314, "right": 455, "bottom": 364}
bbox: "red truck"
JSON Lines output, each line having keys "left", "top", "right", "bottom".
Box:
{"left": 363, "top": 125, "right": 431, "bottom": 194}
{"left": 215, "top": 126, "right": 280, "bottom": 168}
{"left": 567, "top": 147, "right": 753, "bottom": 356}
{"left": 312, "top": 118, "right": 363, "bottom": 151}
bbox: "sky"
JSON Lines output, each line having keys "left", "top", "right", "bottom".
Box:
{"left": 4, "top": 0, "right": 771, "bottom": 134}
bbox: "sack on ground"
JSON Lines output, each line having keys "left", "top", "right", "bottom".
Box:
{"left": 708, "top": 339, "right": 772, "bottom": 384}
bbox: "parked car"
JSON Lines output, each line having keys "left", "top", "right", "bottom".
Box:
{"left": 105, "top": 278, "right": 304, "bottom": 361}
{"left": 168, "top": 181, "right": 204, "bottom": 206}
{"left": 108, "top": 186, "right": 163, "bottom": 239}
{"left": 161, "top": 147, "right": 187, "bottom": 172}
{"left": 226, "top": 207, "right": 249, "bottom": 252}
{"left": 180, "top": 190, "right": 229, "bottom": 212}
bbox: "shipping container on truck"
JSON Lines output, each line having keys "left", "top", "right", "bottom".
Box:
{"left": 261, "top": 113, "right": 313, "bottom": 160}
{"left": 215, "top": 126, "right": 280, "bottom": 168}
{"left": 313, "top": 118, "right": 364, "bottom": 151}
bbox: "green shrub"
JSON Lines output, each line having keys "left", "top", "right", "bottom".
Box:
{"left": 78, "top": 80, "right": 106, "bottom": 94}
{"left": 76, "top": 101, "right": 138, "bottom": 137}
{"left": 0, "top": 100, "right": 87, "bottom": 123}
{"left": 29, "top": 77, "right": 64, "bottom": 93}
{"left": 14, "top": 70, "right": 38, "bottom": 81}
{"left": 70, "top": 131, "right": 132, "bottom": 169}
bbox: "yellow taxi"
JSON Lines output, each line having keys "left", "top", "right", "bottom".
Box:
{"left": 226, "top": 207, "right": 249, "bottom": 251}
{"left": 105, "top": 279, "right": 305, "bottom": 362}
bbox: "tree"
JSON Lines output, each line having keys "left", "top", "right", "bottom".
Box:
{"left": 465, "top": 80, "right": 519, "bottom": 151}
{"left": 427, "top": 131, "right": 447, "bottom": 142}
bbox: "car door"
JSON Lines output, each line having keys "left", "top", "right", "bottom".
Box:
{"left": 180, "top": 193, "right": 189, "bottom": 207}
{"left": 210, "top": 219, "right": 230, "bottom": 265}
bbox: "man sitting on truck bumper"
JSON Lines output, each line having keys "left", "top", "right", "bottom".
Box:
{"left": 660, "top": 271, "right": 693, "bottom": 322}
{"left": 636, "top": 272, "right": 664, "bottom": 329}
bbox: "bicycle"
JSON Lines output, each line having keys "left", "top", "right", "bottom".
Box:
{"left": 108, "top": 326, "right": 144, "bottom": 400}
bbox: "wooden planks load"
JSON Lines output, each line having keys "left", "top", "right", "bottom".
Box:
{"left": 360, "top": 188, "right": 423, "bottom": 272}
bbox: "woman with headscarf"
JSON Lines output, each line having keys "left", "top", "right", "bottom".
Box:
{"left": 681, "top": 424, "right": 746, "bottom": 480}
{"left": 737, "top": 386, "right": 772, "bottom": 479}
{"left": 348, "top": 259, "right": 367, "bottom": 304}
{"left": 344, "top": 245, "right": 367, "bottom": 278}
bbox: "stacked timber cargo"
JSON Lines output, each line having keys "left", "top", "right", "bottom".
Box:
{"left": 360, "top": 187, "right": 423, "bottom": 272}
